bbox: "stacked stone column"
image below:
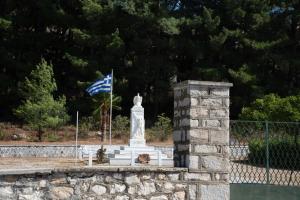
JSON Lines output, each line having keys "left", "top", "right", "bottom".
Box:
{"left": 173, "top": 80, "right": 232, "bottom": 200}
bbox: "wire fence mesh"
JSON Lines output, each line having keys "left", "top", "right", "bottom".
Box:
{"left": 230, "top": 120, "right": 300, "bottom": 186}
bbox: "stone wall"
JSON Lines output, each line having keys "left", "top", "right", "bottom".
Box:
{"left": 173, "top": 80, "right": 232, "bottom": 200}
{"left": 0, "top": 145, "right": 77, "bottom": 157}
{"left": 0, "top": 167, "right": 189, "bottom": 200}
{"left": 0, "top": 145, "right": 173, "bottom": 158}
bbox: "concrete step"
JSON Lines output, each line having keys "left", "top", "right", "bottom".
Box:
{"left": 113, "top": 149, "right": 162, "bottom": 155}
{"left": 108, "top": 154, "right": 169, "bottom": 159}
{"left": 119, "top": 146, "right": 155, "bottom": 151}
{"left": 109, "top": 158, "right": 173, "bottom": 166}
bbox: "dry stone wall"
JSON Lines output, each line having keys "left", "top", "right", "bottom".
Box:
{"left": 0, "top": 167, "right": 189, "bottom": 200}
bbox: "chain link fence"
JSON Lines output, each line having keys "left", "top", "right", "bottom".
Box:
{"left": 230, "top": 120, "right": 300, "bottom": 186}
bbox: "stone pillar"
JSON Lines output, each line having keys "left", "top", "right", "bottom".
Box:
{"left": 173, "top": 80, "right": 233, "bottom": 200}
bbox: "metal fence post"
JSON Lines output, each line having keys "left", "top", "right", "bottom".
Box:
{"left": 265, "top": 121, "right": 270, "bottom": 184}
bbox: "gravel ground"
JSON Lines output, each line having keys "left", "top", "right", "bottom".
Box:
{"left": 0, "top": 157, "right": 84, "bottom": 170}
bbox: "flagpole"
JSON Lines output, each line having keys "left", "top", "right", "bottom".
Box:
{"left": 109, "top": 69, "right": 113, "bottom": 147}
{"left": 75, "top": 111, "right": 78, "bottom": 166}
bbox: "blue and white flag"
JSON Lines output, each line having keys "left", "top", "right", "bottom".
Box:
{"left": 86, "top": 74, "right": 112, "bottom": 96}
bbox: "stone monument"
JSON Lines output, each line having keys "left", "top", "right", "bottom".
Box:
{"left": 108, "top": 93, "right": 173, "bottom": 166}
{"left": 130, "top": 93, "right": 146, "bottom": 147}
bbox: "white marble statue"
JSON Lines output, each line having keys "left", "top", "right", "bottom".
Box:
{"left": 130, "top": 93, "right": 146, "bottom": 147}
{"left": 132, "top": 114, "right": 144, "bottom": 138}
{"left": 133, "top": 93, "right": 143, "bottom": 107}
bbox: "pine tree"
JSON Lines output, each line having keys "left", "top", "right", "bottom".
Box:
{"left": 14, "top": 59, "right": 69, "bottom": 141}
{"left": 174, "top": 0, "right": 278, "bottom": 117}
{"left": 1, "top": 0, "right": 299, "bottom": 122}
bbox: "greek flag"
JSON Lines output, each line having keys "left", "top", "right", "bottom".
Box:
{"left": 86, "top": 74, "right": 112, "bottom": 96}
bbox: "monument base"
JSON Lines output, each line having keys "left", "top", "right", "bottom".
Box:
{"left": 108, "top": 145, "right": 173, "bottom": 167}
{"left": 107, "top": 93, "right": 173, "bottom": 166}
{"left": 129, "top": 138, "right": 146, "bottom": 147}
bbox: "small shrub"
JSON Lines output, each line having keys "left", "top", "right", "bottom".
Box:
{"left": 148, "top": 113, "right": 172, "bottom": 141}
{"left": 79, "top": 116, "right": 97, "bottom": 138}
{"left": 96, "top": 145, "right": 107, "bottom": 164}
{"left": 26, "top": 135, "right": 40, "bottom": 142}
{"left": 0, "top": 130, "right": 7, "bottom": 140}
{"left": 145, "top": 128, "right": 156, "bottom": 142}
{"left": 112, "top": 115, "right": 130, "bottom": 139}
{"left": 63, "top": 132, "right": 75, "bottom": 140}
{"left": 0, "top": 123, "right": 5, "bottom": 129}
{"left": 45, "top": 133, "right": 61, "bottom": 142}
{"left": 248, "top": 138, "right": 265, "bottom": 165}
{"left": 248, "top": 136, "right": 300, "bottom": 169}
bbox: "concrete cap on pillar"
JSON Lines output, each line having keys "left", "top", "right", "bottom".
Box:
{"left": 174, "top": 80, "right": 233, "bottom": 89}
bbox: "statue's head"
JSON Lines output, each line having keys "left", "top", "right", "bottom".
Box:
{"left": 133, "top": 93, "right": 142, "bottom": 106}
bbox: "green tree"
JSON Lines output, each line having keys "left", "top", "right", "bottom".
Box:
{"left": 174, "top": 0, "right": 277, "bottom": 117}
{"left": 240, "top": 94, "right": 300, "bottom": 122}
{"left": 1, "top": 0, "right": 300, "bottom": 123}
{"left": 14, "top": 59, "right": 69, "bottom": 141}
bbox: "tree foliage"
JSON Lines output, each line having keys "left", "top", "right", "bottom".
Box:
{"left": 112, "top": 115, "right": 130, "bottom": 139}
{"left": 14, "top": 59, "right": 69, "bottom": 141}
{"left": 240, "top": 94, "right": 300, "bottom": 121}
{"left": 149, "top": 113, "right": 172, "bottom": 141}
{"left": 1, "top": 0, "right": 300, "bottom": 122}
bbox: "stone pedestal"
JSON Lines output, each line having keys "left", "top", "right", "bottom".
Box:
{"left": 174, "top": 80, "right": 232, "bottom": 200}
{"left": 129, "top": 138, "right": 146, "bottom": 147}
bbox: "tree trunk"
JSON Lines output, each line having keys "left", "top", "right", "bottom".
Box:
{"left": 103, "top": 111, "right": 107, "bottom": 142}
{"left": 100, "top": 110, "right": 104, "bottom": 142}
{"left": 107, "top": 111, "right": 110, "bottom": 141}
{"left": 38, "top": 126, "right": 42, "bottom": 142}
{"left": 100, "top": 106, "right": 103, "bottom": 141}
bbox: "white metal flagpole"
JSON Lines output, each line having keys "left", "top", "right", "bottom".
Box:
{"left": 75, "top": 111, "right": 79, "bottom": 165}
{"left": 109, "top": 69, "right": 113, "bottom": 147}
